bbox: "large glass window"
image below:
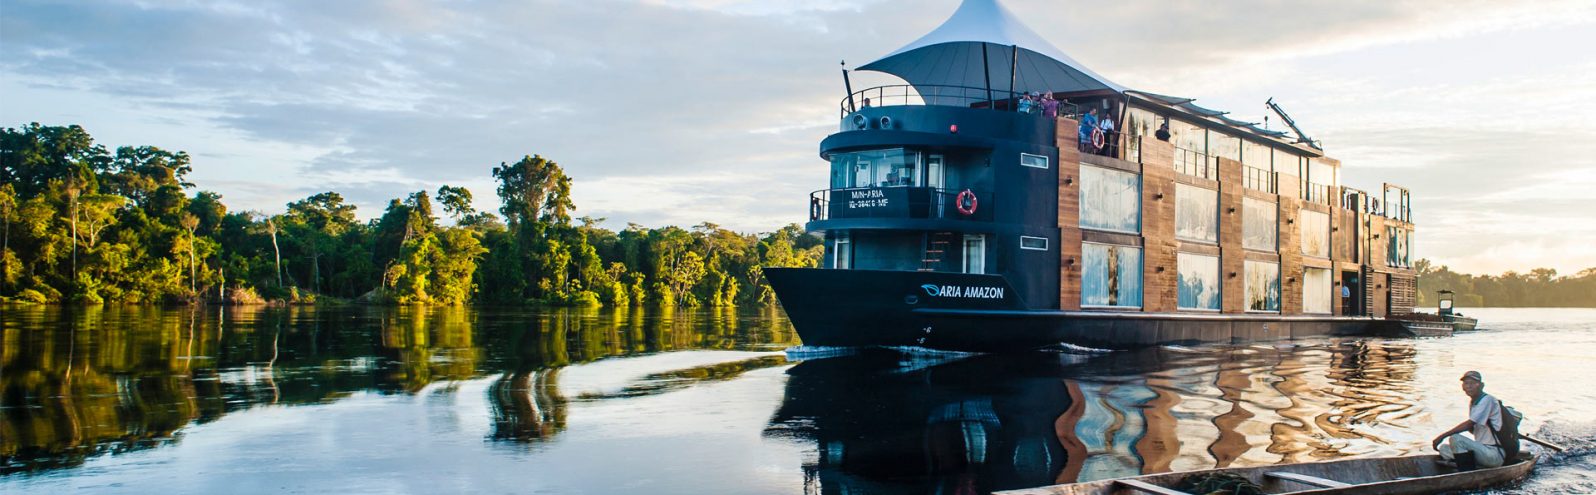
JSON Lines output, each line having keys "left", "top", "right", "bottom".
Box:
{"left": 1209, "top": 129, "right": 1240, "bottom": 163}
{"left": 1245, "top": 260, "right": 1280, "bottom": 312}
{"left": 1303, "top": 267, "right": 1333, "bottom": 314}
{"left": 1306, "top": 158, "right": 1336, "bottom": 187}
{"left": 829, "top": 149, "right": 921, "bottom": 188}
{"left": 1082, "top": 243, "right": 1143, "bottom": 308}
{"left": 963, "top": 234, "right": 986, "bottom": 274}
{"left": 1124, "top": 107, "right": 1162, "bottom": 162}
{"left": 1243, "top": 197, "right": 1277, "bottom": 251}
{"left": 1387, "top": 227, "right": 1413, "bottom": 268}
{"left": 1177, "top": 252, "right": 1221, "bottom": 311}
{"left": 1299, "top": 209, "right": 1330, "bottom": 258}
{"left": 1242, "top": 140, "right": 1271, "bottom": 171}
{"left": 1176, "top": 183, "right": 1218, "bottom": 243}
{"left": 1079, "top": 165, "right": 1141, "bottom": 233}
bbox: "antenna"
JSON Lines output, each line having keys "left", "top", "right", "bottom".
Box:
{"left": 1266, "top": 97, "right": 1321, "bottom": 150}
{"left": 841, "top": 60, "right": 856, "bottom": 113}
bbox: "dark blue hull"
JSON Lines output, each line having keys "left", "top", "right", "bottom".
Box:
{"left": 765, "top": 268, "right": 1377, "bottom": 351}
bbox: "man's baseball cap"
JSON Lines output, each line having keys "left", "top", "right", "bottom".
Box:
{"left": 1460, "top": 370, "right": 1483, "bottom": 382}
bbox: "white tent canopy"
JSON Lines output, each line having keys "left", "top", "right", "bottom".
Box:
{"left": 857, "top": 0, "right": 1124, "bottom": 96}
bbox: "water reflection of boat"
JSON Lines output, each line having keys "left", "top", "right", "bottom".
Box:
{"left": 998, "top": 453, "right": 1537, "bottom": 495}
{"left": 764, "top": 341, "right": 1427, "bottom": 494}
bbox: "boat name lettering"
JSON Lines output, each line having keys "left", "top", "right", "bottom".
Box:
{"left": 920, "top": 284, "right": 1004, "bottom": 299}
{"left": 847, "top": 189, "right": 889, "bottom": 209}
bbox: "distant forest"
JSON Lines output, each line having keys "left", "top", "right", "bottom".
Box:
{"left": 1415, "top": 259, "right": 1596, "bottom": 308}
{"left": 0, "top": 123, "right": 822, "bottom": 307}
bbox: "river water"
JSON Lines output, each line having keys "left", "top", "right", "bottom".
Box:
{"left": 1, "top": 305, "right": 1591, "bottom": 494}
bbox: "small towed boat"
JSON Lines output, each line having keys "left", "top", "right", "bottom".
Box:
{"left": 996, "top": 453, "right": 1536, "bottom": 495}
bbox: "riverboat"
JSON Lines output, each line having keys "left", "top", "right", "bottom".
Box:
{"left": 765, "top": 0, "right": 1421, "bottom": 351}
{"left": 1437, "top": 290, "right": 1480, "bottom": 331}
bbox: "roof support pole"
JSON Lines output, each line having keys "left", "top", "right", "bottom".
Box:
{"left": 1009, "top": 44, "right": 1019, "bottom": 110}
{"left": 981, "top": 43, "right": 994, "bottom": 107}
{"left": 841, "top": 60, "right": 856, "bottom": 113}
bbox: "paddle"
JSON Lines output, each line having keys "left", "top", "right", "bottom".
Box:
{"left": 1520, "top": 434, "right": 1565, "bottom": 453}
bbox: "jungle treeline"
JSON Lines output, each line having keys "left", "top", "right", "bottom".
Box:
{"left": 1415, "top": 259, "right": 1596, "bottom": 308}
{"left": 0, "top": 123, "right": 823, "bottom": 307}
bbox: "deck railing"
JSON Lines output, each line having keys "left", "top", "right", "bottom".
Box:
{"left": 1244, "top": 165, "right": 1277, "bottom": 193}
{"left": 840, "top": 85, "right": 1079, "bottom": 118}
{"left": 1173, "top": 147, "right": 1218, "bottom": 180}
{"left": 1303, "top": 183, "right": 1334, "bottom": 206}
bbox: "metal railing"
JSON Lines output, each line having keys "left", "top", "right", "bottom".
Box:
{"left": 1303, "top": 183, "right": 1334, "bottom": 206}
{"left": 809, "top": 187, "right": 995, "bottom": 222}
{"left": 840, "top": 85, "right": 1079, "bottom": 118}
{"left": 1173, "top": 147, "right": 1218, "bottom": 179}
{"left": 1243, "top": 165, "right": 1277, "bottom": 193}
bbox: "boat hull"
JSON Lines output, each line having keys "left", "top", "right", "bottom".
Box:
{"left": 1445, "top": 315, "right": 1480, "bottom": 331}
{"left": 996, "top": 453, "right": 1537, "bottom": 495}
{"left": 766, "top": 268, "right": 1377, "bottom": 351}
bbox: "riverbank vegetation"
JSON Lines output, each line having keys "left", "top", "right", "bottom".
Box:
{"left": 0, "top": 123, "right": 822, "bottom": 307}
{"left": 1416, "top": 259, "right": 1596, "bottom": 308}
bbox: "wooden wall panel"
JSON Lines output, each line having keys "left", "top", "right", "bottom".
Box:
{"left": 1218, "top": 158, "right": 1245, "bottom": 314}
{"left": 1278, "top": 173, "right": 1303, "bottom": 315}
{"left": 1141, "top": 140, "right": 1177, "bottom": 312}
{"left": 1057, "top": 118, "right": 1082, "bottom": 310}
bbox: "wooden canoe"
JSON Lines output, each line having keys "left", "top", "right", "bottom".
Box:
{"left": 996, "top": 453, "right": 1536, "bottom": 495}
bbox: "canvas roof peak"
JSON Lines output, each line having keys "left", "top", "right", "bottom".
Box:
{"left": 858, "top": 0, "right": 1124, "bottom": 95}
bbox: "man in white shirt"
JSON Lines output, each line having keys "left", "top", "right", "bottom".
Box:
{"left": 1431, "top": 370, "right": 1504, "bottom": 468}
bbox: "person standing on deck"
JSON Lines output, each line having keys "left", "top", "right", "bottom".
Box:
{"left": 1041, "top": 93, "right": 1060, "bottom": 119}
{"left": 1432, "top": 371, "right": 1504, "bottom": 468}
{"left": 1078, "top": 108, "right": 1099, "bottom": 151}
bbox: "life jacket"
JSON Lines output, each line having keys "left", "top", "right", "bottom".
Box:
{"left": 1492, "top": 401, "right": 1523, "bottom": 462}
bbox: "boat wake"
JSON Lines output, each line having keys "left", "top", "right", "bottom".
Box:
{"left": 783, "top": 345, "right": 861, "bottom": 361}
{"left": 1042, "top": 342, "right": 1115, "bottom": 355}
{"left": 1493, "top": 420, "right": 1596, "bottom": 494}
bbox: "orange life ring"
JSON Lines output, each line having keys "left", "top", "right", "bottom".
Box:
{"left": 955, "top": 189, "right": 978, "bottom": 216}
{"left": 1091, "top": 127, "right": 1106, "bottom": 149}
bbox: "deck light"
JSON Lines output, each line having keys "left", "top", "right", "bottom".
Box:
{"left": 949, "top": 124, "right": 958, "bottom": 133}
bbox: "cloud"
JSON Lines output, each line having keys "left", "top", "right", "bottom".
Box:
{"left": 2, "top": 0, "right": 1594, "bottom": 274}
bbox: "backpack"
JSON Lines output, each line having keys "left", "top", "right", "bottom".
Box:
{"left": 1492, "top": 401, "right": 1523, "bottom": 462}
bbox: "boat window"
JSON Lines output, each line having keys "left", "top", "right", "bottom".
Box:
{"left": 1177, "top": 252, "right": 1221, "bottom": 311}
{"left": 1299, "top": 209, "right": 1330, "bottom": 258}
{"left": 1020, "top": 153, "right": 1049, "bottom": 169}
{"left": 1169, "top": 118, "right": 1207, "bottom": 156}
{"left": 1303, "top": 267, "right": 1333, "bottom": 314}
{"left": 1307, "top": 158, "right": 1336, "bottom": 187}
{"left": 1243, "top": 197, "right": 1278, "bottom": 251}
{"left": 927, "top": 155, "right": 945, "bottom": 190}
{"left": 1210, "top": 128, "right": 1240, "bottom": 163}
{"left": 1175, "top": 183, "right": 1219, "bottom": 244}
{"left": 962, "top": 235, "right": 986, "bottom": 274}
{"left": 1242, "top": 140, "right": 1271, "bottom": 171}
{"left": 1020, "top": 236, "right": 1049, "bottom": 251}
{"left": 1079, "top": 165, "right": 1141, "bottom": 234}
{"left": 828, "top": 149, "right": 922, "bottom": 188}
{"left": 833, "top": 233, "right": 851, "bottom": 270}
{"left": 1387, "top": 226, "right": 1413, "bottom": 268}
{"left": 1082, "top": 242, "right": 1143, "bottom": 308}
{"left": 1123, "top": 107, "right": 1161, "bottom": 162}
{"left": 1246, "top": 260, "right": 1281, "bottom": 312}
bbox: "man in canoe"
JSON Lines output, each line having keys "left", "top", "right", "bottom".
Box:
{"left": 1431, "top": 370, "right": 1504, "bottom": 468}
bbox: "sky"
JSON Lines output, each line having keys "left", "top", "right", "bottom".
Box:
{"left": 2, "top": 0, "right": 1593, "bottom": 275}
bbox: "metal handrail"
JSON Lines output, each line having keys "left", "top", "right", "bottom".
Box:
{"left": 809, "top": 186, "right": 995, "bottom": 222}
{"left": 1173, "top": 147, "right": 1218, "bottom": 179}
{"left": 1243, "top": 165, "right": 1277, "bottom": 193}
{"left": 1303, "top": 183, "right": 1334, "bottom": 206}
{"left": 840, "top": 85, "right": 1079, "bottom": 118}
